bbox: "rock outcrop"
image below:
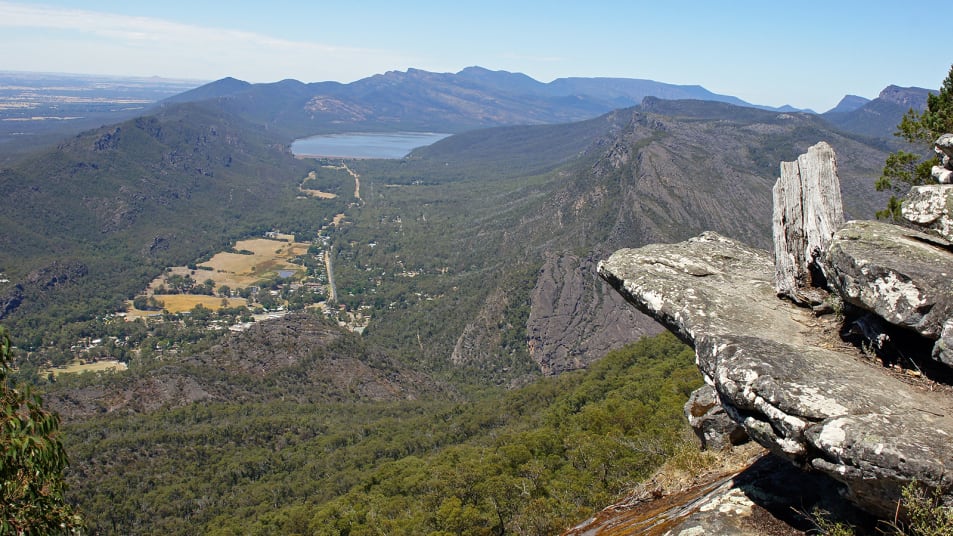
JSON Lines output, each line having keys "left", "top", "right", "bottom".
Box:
{"left": 598, "top": 140, "right": 953, "bottom": 520}
{"left": 598, "top": 231, "right": 953, "bottom": 517}
{"left": 932, "top": 134, "right": 953, "bottom": 184}
{"left": 565, "top": 449, "right": 868, "bottom": 536}
{"left": 824, "top": 219, "right": 953, "bottom": 367}
{"left": 683, "top": 384, "right": 748, "bottom": 450}
{"left": 902, "top": 184, "right": 953, "bottom": 242}
{"left": 526, "top": 253, "right": 662, "bottom": 374}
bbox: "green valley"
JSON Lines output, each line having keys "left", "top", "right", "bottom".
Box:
{"left": 0, "top": 69, "right": 909, "bottom": 534}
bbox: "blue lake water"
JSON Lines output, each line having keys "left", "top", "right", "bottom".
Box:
{"left": 291, "top": 132, "right": 452, "bottom": 159}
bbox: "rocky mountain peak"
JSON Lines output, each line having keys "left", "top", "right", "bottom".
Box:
{"left": 877, "top": 84, "right": 934, "bottom": 110}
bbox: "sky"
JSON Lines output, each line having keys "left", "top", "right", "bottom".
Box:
{"left": 0, "top": 0, "right": 947, "bottom": 112}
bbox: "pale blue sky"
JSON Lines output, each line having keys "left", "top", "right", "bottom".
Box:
{"left": 0, "top": 0, "right": 946, "bottom": 111}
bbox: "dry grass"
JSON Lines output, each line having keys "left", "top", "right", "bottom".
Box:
{"left": 153, "top": 295, "right": 247, "bottom": 314}
{"left": 140, "top": 237, "right": 309, "bottom": 296}
{"left": 622, "top": 432, "right": 765, "bottom": 506}
{"left": 299, "top": 188, "right": 337, "bottom": 199}
{"left": 47, "top": 359, "right": 128, "bottom": 376}
{"left": 125, "top": 296, "right": 248, "bottom": 318}
{"left": 298, "top": 171, "right": 338, "bottom": 199}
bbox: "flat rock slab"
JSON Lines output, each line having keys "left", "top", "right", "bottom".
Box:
{"left": 598, "top": 232, "right": 953, "bottom": 516}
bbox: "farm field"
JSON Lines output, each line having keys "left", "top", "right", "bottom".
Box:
{"left": 126, "top": 295, "right": 249, "bottom": 318}
{"left": 196, "top": 237, "right": 310, "bottom": 289}
{"left": 47, "top": 359, "right": 128, "bottom": 377}
{"left": 127, "top": 234, "right": 317, "bottom": 317}
{"left": 149, "top": 234, "right": 311, "bottom": 292}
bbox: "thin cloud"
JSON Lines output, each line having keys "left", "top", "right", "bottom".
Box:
{"left": 2, "top": 2, "right": 344, "bottom": 52}
{"left": 0, "top": 1, "right": 416, "bottom": 82}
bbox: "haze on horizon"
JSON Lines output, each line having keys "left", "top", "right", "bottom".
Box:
{"left": 0, "top": 0, "right": 945, "bottom": 112}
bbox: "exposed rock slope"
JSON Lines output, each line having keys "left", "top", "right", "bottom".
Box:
{"left": 519, "top": 102, "right": 891, "bottom": 374}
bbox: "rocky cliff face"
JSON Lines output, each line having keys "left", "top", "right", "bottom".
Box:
{"left": 598, "top": 143, "right": 953, "bottom": 521}
{"left": 526, "top": 253, "right": 661, "bottom": 374}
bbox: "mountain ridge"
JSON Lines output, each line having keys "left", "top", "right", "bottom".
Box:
{"left": 160, "top": 66, "right": 811, "bottom": 139}
{"left": 823, "top": 84, "right": 936, "bottom": 138}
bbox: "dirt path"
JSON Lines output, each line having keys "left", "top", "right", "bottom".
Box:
{"left": 324, "top": 249, "right": 338, "bottom": 303}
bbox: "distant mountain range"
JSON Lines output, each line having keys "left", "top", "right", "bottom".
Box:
{"left": 161, "top": 66, "right": 936, "bottom": 143}
{"left": 0, "top": 67, "right": 936, "bottom": 157}
{"left": 161, "top": 66, "right": 815, "bottom": 139}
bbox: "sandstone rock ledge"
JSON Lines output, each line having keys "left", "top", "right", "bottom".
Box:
{"left": 598, "top": 232, "right": 953, "bottom": 517}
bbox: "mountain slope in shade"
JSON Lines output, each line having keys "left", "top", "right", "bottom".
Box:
{"left": 162, "top": 76, "right": 252, "bottom": 104}
{"left": 826, "top": 94, "right": 871, "bottom": 114}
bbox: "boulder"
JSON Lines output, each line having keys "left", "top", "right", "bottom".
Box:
{"left": 901, "top": 184, "right": 953, "bottom": 242}
{"left": 824, "top": 219, "right": 953, "bottom": 366}
{"left": 932, "top": 134, "right": 953, "bottom": 184}
{"left": 772, "top": 141, "right": 843, "bottom": 305}
{"left": 598, "top": 232, "right": 953, "bottom": 516}
{"left": 684, "top": 384, "right": 748, "bottom": 450}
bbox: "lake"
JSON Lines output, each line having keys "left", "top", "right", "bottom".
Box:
{"left": 291, "top": 132, "right": 451, "bottom": 159}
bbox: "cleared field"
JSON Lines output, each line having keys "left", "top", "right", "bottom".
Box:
{"left": 47, "top": 359, "right": 128, "bottom": 377}
{"left": 131, "top": 234, "right": 317, "bottom": 319}
{"left": 197, "top": 238, "right": 309, "bottom": 289}
{"left": 153, "top": 295, "right": 248, "bottom": 314}
{"left": 136, "top": 237, "right": 310, "bottom": 315}
{"left": 299, "top": 171, "right": 337, "bottom": 198}
{"left": 125, "top": 296, "right": 249, "bottom": 318}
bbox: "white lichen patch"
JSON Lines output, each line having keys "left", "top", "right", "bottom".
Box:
{"left": 676, "top": 527, "right": 706, "bottom": 536}
{"left": 744, "top": 389, "right": 808, "bottom": 436}
{"left": 698, "top": 488, "right": 753, "bottom": 516}
{"left": 777, "top": 437, "right": 805, "bottom": 456}
{"left": 795, "top": 386, "right": 849, "bottom": 416}
{"left": 815, "top": 418, "right": 848, "bottom": 457}
{"left": 862, "top": 272, "right": 924, "bottom": 322}
{"left": 641, "top": 289, "right": 665, "bottom": 313}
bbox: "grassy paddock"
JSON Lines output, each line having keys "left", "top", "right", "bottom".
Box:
{"left": 126, "top": 296, "right": 249, "bottom": 318}
{"left": 47, "top": 359, "right": 128, "bottom": 377}
{"left": 139, "top": 237, "right": 310, "bottom": 299}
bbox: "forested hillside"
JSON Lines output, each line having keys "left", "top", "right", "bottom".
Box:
{"left": 60, "top": 330, "right": 699, "bottom": 535}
